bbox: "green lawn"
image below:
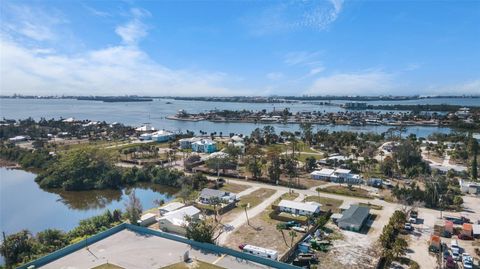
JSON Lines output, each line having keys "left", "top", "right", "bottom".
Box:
{"left": 359, "top": 202, "right": 383, "bottom": 210}
{"left": 317, "top": 185, "right": 373, "bottom": 200}
{"left": 303, "top": 196, "right": 343, "bottom": 213}
{"left": 220, "top": 183, "right": 250, "bottom": 193}
{"left": 238, "top": 188, "right": 276, "bottom": 208}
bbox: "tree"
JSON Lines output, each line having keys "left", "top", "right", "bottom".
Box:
{"left": 300, "top": 122, "right": 313, "bottom": 146}
{"left": 0, "top": 230, "right": 36, "bottom": 267}
{"left": 305, "top": 156, "right": 317, "bottom": 172}
{"left": 125, "top": 191, "right": 142, "bottom": 225}
{"left": 178, "top": 185, "right": 195, "bottom": 204}
{"left": 288, "top": 230, "right": 297, "bottom": 248}
{"left": 392, "top": 238, "right": 408, "bottom": 258}
{"left": 184, "top": 216, "right": 223, "bottom": 244}
{"left": 266, "top": 147, "right": 282, "bottom": 184}
{"left": 209, "top": 197, "right": 222, "bottom": 222}
{"left": 241, "top": 203, "right": 250, "bottom": 226}
{"left": 453, "top": 196, "right": 463, "bottom": 208}
{"left": 284, "top": 156, "right": 298, "bottom": 189}
{"left": 246, "top": 147, "right": 263, "bottom": 180}
{"left": 276, "top": 223, "right": 289, "bottom": 247}
{"left": 36, "top": 229, "right": 68, "bottom": 253}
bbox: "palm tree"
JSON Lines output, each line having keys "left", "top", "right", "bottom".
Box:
{"left": 276, "top": 223, "right": 289, "bottom": 247}
{"left": 241, "top": 203, "right": 250, "bottom": 226}
{"left": 288, "top": 230, "right": 297, "bottom": 248}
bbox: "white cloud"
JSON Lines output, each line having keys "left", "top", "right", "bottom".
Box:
{"left": 266, "top": 72, "right": 284, "bottom": 80}
{"left": 308, "top": 67, "right": 326, "bottom": 76}
{"left": 305, "top": 70, "right": 396, "bottom": 95}
{"left": 245, "top": 0, "right": 344, "bottom": 35}
{"left": 115, "top": 8, "right": 150, "bottom": 45}
{"left": 1, "top": 4, "right": 67, "bottom": 41}
{"left": 284, "top": 51, "right": 323, "bottom": 66}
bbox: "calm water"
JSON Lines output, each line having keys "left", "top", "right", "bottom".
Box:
{"left": 0, "top": 167, "right": 175, "bottom": 235}
{"left": 1, "top": 98, "right": 476, "bottom": 137}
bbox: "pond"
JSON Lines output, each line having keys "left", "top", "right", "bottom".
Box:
{"left": 0, "top": 167, "right": 177, "bottom": 235}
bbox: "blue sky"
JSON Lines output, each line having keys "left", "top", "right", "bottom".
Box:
{"left": 1, "top": 0, "right": 479, "bottom": 96}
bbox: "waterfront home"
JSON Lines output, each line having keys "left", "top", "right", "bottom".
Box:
{"left": 230, "top": 135, "right": 244, "bottom": 143}
{"left": 228, "top": 141, "right": 245, "bottom": 153}
{"left": 135, "top": 124, "right": 156, "bottom": 132}
{"left": 137, "top": 213, "right": 157, "bottom": 227}
{"left": 337, "top": 205, "right": 370, "bottom": 232}
{"left": 198, "top": 188, "right": 236, "bottom": 204}
{"left": 151, "top": 130, "right": 174, "bottom": 142}
{"left": 159, "top": 202, "right": 185, "bottom": 215}
{"left": 158, "top": 206, "right": 201, "bottom": 235}
{"left": 192, "top": 139, "right": 217, "bottom": 153}
{"left": 179, "top": 137, "right": 202, "bottom": 149}
{"left": 277, "top": 200, "right": 321, "bottom": 216}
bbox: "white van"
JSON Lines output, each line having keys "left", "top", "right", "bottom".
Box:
{"left": 451, "top": 239, "right": 459, "bottom": 249}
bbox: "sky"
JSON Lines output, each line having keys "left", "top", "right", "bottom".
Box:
{"left": 0, "top": 0, "right": 479, "bottom": 97}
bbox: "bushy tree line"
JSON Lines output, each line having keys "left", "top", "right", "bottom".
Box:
{"left": 0, "top": 210, "right": 122, "bottom": 268}
{"left": 379, "top": 210, "right": 408, "bottom": 266}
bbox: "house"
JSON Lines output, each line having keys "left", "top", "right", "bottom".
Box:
{"left": 192, "top": 139, "right": 217, "bottom": 153}
{"left": 337, "top": 205, "right": 370, "bottom": 232}
{"left": 198, "top": 188, "right": 236, "bottom": 204}
{"left": 228, "top": 141, "right": 245, "bottom": 153}
{"left": 277, "top": 200, "right": 321, "bottom": 216}
{"left": 159, "top": 202, "right": 185, "bottom": 215}
{"left": 310, "top": 169, "right": 335, "bottom": 180}
{"left": 137, "top": 213, "right": 157, "bottom": 227}
{"left": 460, "top": 179, "right": 480, "bottom": 195}
{"left": 8, "top": 135, "right": 28, "bottom": 143}
{"left": 179, "top": 137, "right": 202, "bottom": 149}
{"left": 310, "top": 168, "right": 362, "bottom": 184}
{"left": 135, "top": 124, "right": 156, "bottom": 132}
{"left": 230, "top": 135, "right": 244, "bottom": 143}
{"left": 151, "top": 130, "right": 174, "bottom": 142}
{"left": 158, "top": 206, "right": 201, "bottom": 235}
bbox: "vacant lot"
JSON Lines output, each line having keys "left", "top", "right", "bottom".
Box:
{"left": 221, "top": 188, "right": 276, "bottom": 222}
{"left": 220, "top": 183, "right": 250, "bottom": 193}
{"left": 304, "top": 196, "right": 343, "bottom": 213}
{"left": 319, "top": 185, "right": 373, "bottom": 199}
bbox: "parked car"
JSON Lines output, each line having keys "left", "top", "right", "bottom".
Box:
{"left": 404, "top": 223, "right": 414, "bottom": 231}
{"left": 462, "top": 253, "right": 473, "bottom": 269}
{"left": 410, "top": 210, "right": 418, "bottom": 219}
{"left": 238, "top": 244, "right": 246, "bottom": 250}
{"left": 443, "top": 249, "right": 451, "bottom": 260}
{"left": 458, "top": 234, "right": 473, "bottom": 240}
{"left": 291, "top": 226, "right": 307, "bottom": 233}
{"left": 445, "top": 256, "right": 455, "bottom": 268}
{"left": 409, "top": 217, "right": 417, "bottom": 224}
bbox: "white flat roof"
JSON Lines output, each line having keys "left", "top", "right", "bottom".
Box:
{"left": 243, "top": 245, "right": 277, "bottom": 255}
{"left": 159, "top": 202, "right": 185, "bottom": 212}
{"left": 335, "top": 168, "right": 351, "bottom": 174}
{"left": 311, "top": 168, "right": 335, "bottom": 176}
{"left": 140, "top": 213, "right": 156, "bottom": 221}
{"left": 278, "top": 200, "right": 320, "bottom": 213}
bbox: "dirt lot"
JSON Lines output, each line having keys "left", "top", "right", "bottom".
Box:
{"left": 319, "top": 185, "right": 373, "bottom": 199}
{"left": 221, "top": 188, "right": 276, "bottom": 223}
{"left": 219, "top": 183, "right": 250, "bottom": 193}
{"left": 315, "top": 223, "right": 381, "bottom": 269}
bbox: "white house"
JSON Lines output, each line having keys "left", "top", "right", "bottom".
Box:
{"left": 460, "top": 179, "right": 480, "bottom": 195}
{"left": 137, "top": 213, "right": 157, "bottom": 227}
{"left": 8, "top": 136, "right": 28, "bottom": 143}
{"left": 158, "top": 206, "right": 201, "bottom": 235}
{"left": 198, "top": 188, "right": 236, "bottom": 205}
{"left": 135, "top": 124, "right": 156, "bottom": 132}
{"left": 277, "top": 200, "right": 321, "bottom": 216}
{"left": 151, "top": 130, "right": 174, "bottom": 142}
{"left": 159, "top": 202, "right": 185, "bottom": 215}
{"left": 242, "top": 245, "right": 278, "bottom": 260}
{"left": 310, "top": 168, "right": 335, "bottom": 180}
{"left": 310, "top": 168, "right": 362, "bottom": 184}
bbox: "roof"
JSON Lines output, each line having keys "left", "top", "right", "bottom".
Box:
{"left": 278, "top": 200, "right": 320, "bottom": 213}
{"left": 152, "top": 130, "right": 174, "bottom": 136}
{"left": 334, "top": 168, "right": 351, "bottom": 174}
{"left": 159, "top": 202, "right": 185, "bottom": 212}
{"left": 160, "top": 206, "right": 200, "bottom": 226}
{"left": 311, "top": 168, "right": 335, "bottom": 176}
{"left": 199, "top": 188, "right": 232, "bottom": 199}
{"left": 430, "top": 235, "right": 441, "bottom": 243}
{"left": 193, "top": 139, "right": 216, "bottom": 145}
{"left": 140, "top": 213, "right": 156, "bottom": 221}
{"left": 338, "top": 205, "right": 369, "bottom": 226}
{"left": 473, "top": 224, "right": 480, "bottom": 235}
{"left": 231, "top": 135, "right": 244, "bottom": 142}
{"left": 243, "top": 245, "right": 277, "bottom": 255}
{"left": 331, "top": 213, "right": 343, "bottom": 219}
{"left": 463, "top": 223, "right": 473, "bottom": 231}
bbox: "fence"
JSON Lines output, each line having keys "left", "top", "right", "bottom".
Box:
{"left": 18, "top": 223, "right": 301, "bottom": 269}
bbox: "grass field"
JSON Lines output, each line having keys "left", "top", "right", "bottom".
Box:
{"left": 219, "top": 183, "right": 250, "bottom": 193}
{"left": 92, "top": 263, "right": 125, "bottom": 269}
{"left": 318, "top": 185, "right": 373, "bottom": 199}
{"left": 303, "top": 196, "right": 344, "bottom": 213}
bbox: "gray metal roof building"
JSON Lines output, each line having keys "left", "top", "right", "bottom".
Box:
{"left": 337, "top": 205, "right": 370, "bottom": 232}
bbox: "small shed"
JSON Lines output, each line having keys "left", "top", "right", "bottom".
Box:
{"left": 430, "top": 235, "right": 441, "bottom": 251}
{"left": 462, "top": 223, "right": 473, "bottom": 237}
{"left": 137, "top": 213, "right": 157, "bottom": 227}
{"left": 473, "top": 224, "right": 480, "bottom": 237}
